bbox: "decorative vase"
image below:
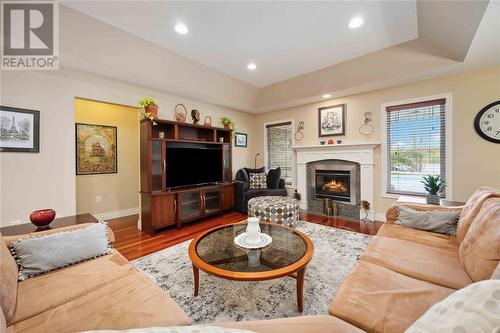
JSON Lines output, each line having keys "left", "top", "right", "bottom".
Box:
{"left": 29, "top": 209, "right": 56, "bottom": 229}
{"left": 426, "top": 194, "right": 440, "bottom": 205}
{"left": 223, "top": 124, "right": 230, "bottom": 129}
{"left": 246, "top": 217, "right": 261, "bottom": 244}
{"left": 145, "top": 104, "right": 158, "bottom": 119}
{"left": 247, "top": 249, "right": 261, "bottom": 267}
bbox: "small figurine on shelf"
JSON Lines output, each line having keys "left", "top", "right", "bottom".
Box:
{"left": 191, "top": 109, "right": 200, "bottom": 124}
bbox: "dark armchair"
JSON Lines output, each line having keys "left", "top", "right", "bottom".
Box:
{"left": 235, "top": 167, "right": 288, "bottom": 213}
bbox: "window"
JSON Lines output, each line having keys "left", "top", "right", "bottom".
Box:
{"left": 384, "top": 98, "right": 447, "bottom": 196}
{"left": 266, "top": 121, "right": 292, "bottom": 185}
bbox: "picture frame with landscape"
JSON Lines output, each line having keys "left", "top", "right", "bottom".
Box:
{"left": 0, "top": 106, "right": 40, "bottom": 153}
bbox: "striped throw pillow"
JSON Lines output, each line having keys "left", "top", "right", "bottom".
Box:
{"left": 9, "top": 222, "right": 112, "bottom": 281}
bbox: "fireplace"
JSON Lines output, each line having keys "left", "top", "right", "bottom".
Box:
{"left": 308, "top": 162, "right": 358, "bottom": 206}
{"left": 315, "top": 170, "right": 351, "bottom": 202}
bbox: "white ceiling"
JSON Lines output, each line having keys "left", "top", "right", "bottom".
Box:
{"left": 62, "top": 1, "right": 418, "bottom": 88}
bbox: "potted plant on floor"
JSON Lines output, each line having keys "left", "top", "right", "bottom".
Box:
{"left": 421, "top": 175, "right": 445, "bottom": 205}
{"left": 219, "top": 116, "right": 235, "bottom": 129}
{"left": 139, "top": 97, "right": 159, "bottom": 119}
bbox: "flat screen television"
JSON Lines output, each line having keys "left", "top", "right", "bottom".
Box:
{"left": 165, "top": 144, "right": 223, "bottom": 188}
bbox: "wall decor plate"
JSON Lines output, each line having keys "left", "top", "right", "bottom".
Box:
{"left": 234, "top": 232, "right": 272, "bottom": 249}
{"left": 0, "top": 106, "right": 40, "bottom": 153}
{"left": 75, "top": 123, "right": 117, "bottom": 175}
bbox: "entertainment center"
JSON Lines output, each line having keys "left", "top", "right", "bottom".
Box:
{"left": 140, "top": 118, "right": 235, "bottom": 235}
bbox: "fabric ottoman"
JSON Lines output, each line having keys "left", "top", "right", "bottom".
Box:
{"left": 248, "top": 196, "right": 299, "bottom": 228}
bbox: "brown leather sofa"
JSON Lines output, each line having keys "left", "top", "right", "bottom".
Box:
{"left": 0, "top": 224, "right": 361, "bottom": 333}
{"left": 0, "top": 225, "right": 191, "bottom": 333}
{"left": 329, "top": 187, "right": 500, "bottom": 333}
{"left": 1, "top": 187, "right": 498, "bottom": 333}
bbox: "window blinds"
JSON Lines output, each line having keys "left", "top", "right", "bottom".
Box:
{"left": 266, "top": 122, "right": 292, "bottom": 184}
{"left": 386, "top": 98, "right": 446, "bottom": 196}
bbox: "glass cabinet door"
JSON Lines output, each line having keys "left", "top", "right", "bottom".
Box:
{"left": 223, "top": 144, "right": 232, "bottom": 182}
{"left": 179, "top": 191, "right": 201, "bottom": 220}
{"left": 151, "top": 141, "right": 163, "bottom": 191}
{"left": 204, "top": 187, "right": 221, "bottom": 215}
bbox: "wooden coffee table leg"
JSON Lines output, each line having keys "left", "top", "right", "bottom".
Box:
{"left": 296, "top": 267, "right": 306, "bottom": 313}
{"left": 192, "top": 264, "right": 199, "bottom": 297}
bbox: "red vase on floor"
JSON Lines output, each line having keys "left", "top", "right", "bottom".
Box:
{"left": 29, "top": 209, "right": 56, "bottom": 229}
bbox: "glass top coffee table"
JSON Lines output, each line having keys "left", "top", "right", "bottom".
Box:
{"left": 188, "top": 222, "right": 314, "bottom": 312}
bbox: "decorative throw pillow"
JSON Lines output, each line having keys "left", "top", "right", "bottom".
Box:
{"left": 244, "top": 167, "right": 265, "bottom": 176}
{"left": 396, "top": 205, "right": 459, "bottom": 236}
{"left": 405, "top": 280, "right": 500, "bottom": 333}
{"left": 249, "top": 172, "right": 267, "bottom": 189}
{"left": 79, "top": 326, "right": 257, "bottom": 333}
{"left": 266, "top": 167, "right": 281, "bottom": 189}
{"left": 10, "top": 222, "right": 112, "bottom": 281}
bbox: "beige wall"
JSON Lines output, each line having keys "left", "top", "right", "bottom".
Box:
{"left": 1, "top": 68, "right": 257, "bottom": 226}
{"left": 1, "top": 64, "right": 498, "bottom": 225}
{"left": 74, "top": 99, "right": 139, "bottom": 216}
{"left": 254, "top": 65, "right": 500, "bottom": 217}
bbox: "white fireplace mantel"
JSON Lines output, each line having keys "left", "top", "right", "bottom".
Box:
{"left": 293, "top": 142, "right": 379, "bottom": 219}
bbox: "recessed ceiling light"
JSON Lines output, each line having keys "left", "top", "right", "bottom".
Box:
{"left": 175, "top": 23, "right": 188, "bottom": 35}
{"left": 348, "top": 17, "right": 364, "bottom": 29}
{"left": 247, "top": 63, "right": 257, "bottom": 70}
{"left": 322, "top": 94, "right": 331, "bottom": 98}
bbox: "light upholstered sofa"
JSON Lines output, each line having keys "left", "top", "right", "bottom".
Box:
{"left": 329, "top": 187, "right": 500, "bottom": 332}
{"left": 0, "top": 224, "right": 361, "bottom": 333}
{"left": 1, "top": 187, "right": 498, "bottom": 333}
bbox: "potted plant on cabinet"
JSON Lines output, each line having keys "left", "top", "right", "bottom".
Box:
{"left": 421, "top": 175, "right": 445, "bottom": 205}
{"left": 139, "top": 97, "right": 159, "bottom": 119}
{"left": 219, "top": 116, "right": 235, "bottom": 129}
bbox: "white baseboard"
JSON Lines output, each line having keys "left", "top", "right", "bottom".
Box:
{"left": 374, "top": 212, "right": 386, "bottom": 222}
{"left": 93, "top": 207, "right": 139, "bottom": 221}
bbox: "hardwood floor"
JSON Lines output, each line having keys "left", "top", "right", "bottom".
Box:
{"left": 108, "top": 211, "right": 382, "bottom": 261}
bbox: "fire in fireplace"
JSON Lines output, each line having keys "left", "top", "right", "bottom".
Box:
{"left": 315, "top": 170, "right": 351, "bottom": 202}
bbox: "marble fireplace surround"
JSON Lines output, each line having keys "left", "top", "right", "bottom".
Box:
{"left": 294, "top": 143, "right": 379, "bottom": 220}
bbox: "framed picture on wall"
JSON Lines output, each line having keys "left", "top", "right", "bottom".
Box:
{"left": 75, "top": 123, "right": 117, "bottom": 175}
{"left": 0, "top": 106, "right": 40, "bottom": 153}
{"left": 318, "top": 104, "right": 346, "bottom": 137}
{"left": 235, "top": 132, "right": 247, "bottom": 147}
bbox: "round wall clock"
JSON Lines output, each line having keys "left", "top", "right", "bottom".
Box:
{"left": 474, "top": 100, "right": 500, "bottom": 144}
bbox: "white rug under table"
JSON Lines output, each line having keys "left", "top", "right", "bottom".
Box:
{"left": 132, "top": 221, "right": 371, "bottom": 324}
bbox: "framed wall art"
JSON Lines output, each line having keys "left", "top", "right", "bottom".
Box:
{"left": 0, "top": 106, "right": 40, "bottom": 152}
{"left": 235, "top": 132, "right": 247, "bottom": 147}
{"left": 318, "top": 104, "right": 346, "bottom": 137}
{"left": 75, "top": 123, "right": 117, "bottom": 175}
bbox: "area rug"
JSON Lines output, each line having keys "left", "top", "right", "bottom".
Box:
{"left": 132, "top": 221, "right": 371, "bottom": 324}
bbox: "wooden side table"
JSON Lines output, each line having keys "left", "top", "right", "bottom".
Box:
{"left": 397, "top": 195, "right": 465, "bottom": 207}
{"left": 0, "top": 213, "right": 98, "bottom": 236}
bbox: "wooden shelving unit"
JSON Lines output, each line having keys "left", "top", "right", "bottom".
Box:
{"left": 140, "top": 119, "right": 235, "bottom": 236}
